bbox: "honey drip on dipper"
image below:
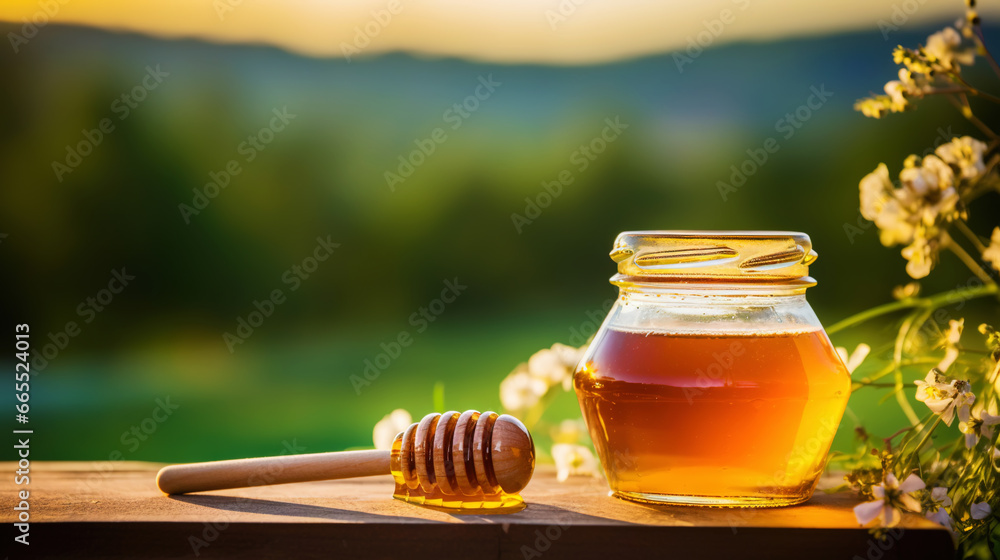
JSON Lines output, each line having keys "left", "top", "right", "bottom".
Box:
{"left": 389, "top": 410, "right": 529, "bottom": 509}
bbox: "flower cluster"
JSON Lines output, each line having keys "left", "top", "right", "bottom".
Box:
{"left": 858, "top": 136, "right": 991, "bottom": 278}
{"left": 499, "top": 342, "right": 586, "bottom": 412}
{"left": 844, "top": 323, "right": 1000, "bottom": 549}
{"left": 496, "top": 342, "right": 604, "bottom": 482}
{"left": 914, "top": 369, "right": 976, "bottom": 426}
{"left": 855, "top": 24, "right": 975, "bottom": 118}
{"left": 853, "top": 472, "right": 925, "bottom": 527}
{"left": 847, "top": 13, "right": 1000, "bottom": 549}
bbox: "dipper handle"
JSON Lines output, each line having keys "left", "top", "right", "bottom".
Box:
{"left": 156, "top": 449, "right": 390, "bottom": 495}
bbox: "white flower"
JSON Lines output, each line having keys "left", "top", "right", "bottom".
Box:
{"left": 550, "top": 342, "right": 586, "bottom": 369}
{"left": 924, "top": 27, "right": 974, "bottom": 72}
{"left": 859, "top": 164, "right": 915, "bottom": 246}
{"left": 983, "top": 227, "right": 1000, "bottom": 273}
{"left": 901, "top": 235, "right": 938, "bottom": 279}
{"left": 926, "top": 506, "right": 955, "bottom": 534}
{"left": 884, "top": 80, "right": 908, "bottom": 112}
{"left": 892, "top": 282, "right": 921, "bottom": 300}
{"left": 551, "top": 443, "right": 600, "bottom": 482}
{"left": 528, "top": 348, "right": 569, "bottom": 385}
{"left": 959, "top": 400, "right": 1000, "bottom": 449}
{"left": 937, "top": 318, "right": 964, "bottom": 372}
{"left": 900, "top": 154, "right": 953, "bottom": 197}
{"left": 970, "top": 502, "right": 992, "bottom": 520}
{"left": 914, "top": 370, "right": 975, "bottom": 426}
{"left": 500, "top": 370, "right": 549, "bottom": 411}
{"left": 373, "top": 409, "right": 412, "bottom": 450}
{"left": 930, "top": 486, "right": 952, "bottom": 508}
{"left": 935, "top": 136, "right": 987, "bottom": 181}
{"left": 924, "top": 488, "right": 956, "bottom": 535}
{"left": 528, "top": 343, "right": 586, "bottom": 390}
{"left": 836, "top": 343, "right": 871, "bottom": 374}
{"left": 854, "top": 473, "right": 926, "bottom": 527}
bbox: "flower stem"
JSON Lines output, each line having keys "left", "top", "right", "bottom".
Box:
{"left": 827, "top": 283, "right": 999, "bottom": 334}
{"left": 851, "top": 358, "right": 943, "bottom": 392}
{"left": 930, "top": 85, "right": 1000, "bottom": 105}
{"left": 905, "top": 415, "right": 943, "bottom": 471}
{"left": 955, "top": 221, "right": 989, "bottom": 253}
{"left": 893, "top": 311, "right": 925, "bottom": 426}
{"left": 950, "top": 74, "right": 1000, "bottom": 105}
{"left": 944, "top": 233, "right": 994, "bottom": 284}
{"left": 973, "top": 23, "right": 1000, "bottom": 81}
{"left": 946, "top": 94, "right": 1000, "bottom": 140}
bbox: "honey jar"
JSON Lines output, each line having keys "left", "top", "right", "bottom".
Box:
{"left": 573, "top": 231, "right": 850, "bottom": 507}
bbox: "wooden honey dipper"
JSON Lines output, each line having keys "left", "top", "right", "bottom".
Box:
{"left": 156, "top": 411, "right": 535, "bottom": 500}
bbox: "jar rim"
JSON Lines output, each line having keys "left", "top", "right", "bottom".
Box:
{"left": 609, "top": 230, "right": 818, "bottom": 286}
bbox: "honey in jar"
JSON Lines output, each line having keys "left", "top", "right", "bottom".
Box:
{"left": 573, "top": 231, "right": 850, "bottom": 507}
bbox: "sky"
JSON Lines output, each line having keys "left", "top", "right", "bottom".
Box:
{"left": 0, "top": 0, "right": 989, "bottom": 64}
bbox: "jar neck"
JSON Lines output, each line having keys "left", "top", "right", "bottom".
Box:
{"left": 612, "top": 279, "right": 813, "bottom": 300}
{"left": 606, "top": 281, "right": 823, "bottom": 336}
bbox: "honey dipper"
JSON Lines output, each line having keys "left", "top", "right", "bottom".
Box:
{"left": 156, "top": 411, "right": 534, "bottom": 507}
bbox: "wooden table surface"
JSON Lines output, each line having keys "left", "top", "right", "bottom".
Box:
{"left": 1, "top": 462, "right": 953, "bottom": 559}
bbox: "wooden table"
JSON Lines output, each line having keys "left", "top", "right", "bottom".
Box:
{"left": 1, "top": 462, "right": 953, "bottom": 559}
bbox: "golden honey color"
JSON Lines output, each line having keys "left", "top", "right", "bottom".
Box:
{"left": 575, "top": 328, "right": 850, "bottom": 506}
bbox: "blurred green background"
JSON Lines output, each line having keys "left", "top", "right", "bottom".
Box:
{"left": 2, "top": 21, "right": 999, "bottom": 465}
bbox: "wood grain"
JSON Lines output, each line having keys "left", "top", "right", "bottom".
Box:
{"left": 0, "top": 462, "right": 952, "bottom": 559}
{"left": 155, "top": 450, "right": 391, "bottom": 494}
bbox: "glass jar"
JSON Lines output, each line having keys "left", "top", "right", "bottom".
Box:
{"left": 573, "top": 231, "right": 850, "bottom": 507}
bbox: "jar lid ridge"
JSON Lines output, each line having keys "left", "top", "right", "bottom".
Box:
{"left": 610, "top": 230, "right": 817, "bottom": 286}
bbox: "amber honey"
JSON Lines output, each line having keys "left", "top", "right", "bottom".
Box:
{"left": 574, "top": 327, "right": 850, "bottom": 507}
